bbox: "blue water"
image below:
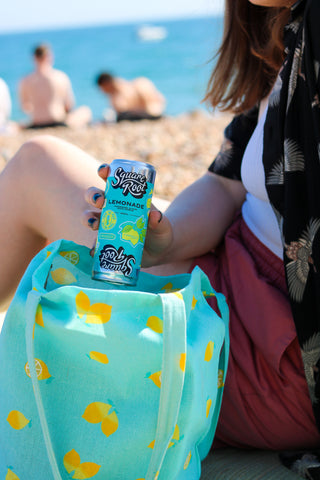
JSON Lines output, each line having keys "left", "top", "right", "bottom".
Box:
{"left": 0, "top": 17, "right": 223, "bottom": 122}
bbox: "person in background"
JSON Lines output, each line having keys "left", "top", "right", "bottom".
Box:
{"left": 19, "top": 44, "right": 92, "bottom": 129}
{"left": 0, "top": 77, "right": 18, "bottom": 134}
{"left": 96, "top": 72, "right": 166, "bottom": 122}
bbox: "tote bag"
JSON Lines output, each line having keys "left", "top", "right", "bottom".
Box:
{"left": 0, "top": 239, "right": 229, "bottom": 480}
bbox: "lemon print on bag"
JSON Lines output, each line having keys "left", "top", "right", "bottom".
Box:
{"left": 191, "top": 295, "right": 198, "bottom": 310}
{"left": 51, "top": 267, "right": 77, "bottom": 285}
{"left": 76, "top": 291, "right": 112, "bottom": 324}
{"left": 35, "top": 304, "right": 44, "bottom": 327}
{"left": 218, "top": 369, "right": 225, "bottom": 388}
{"left": 60, "top": 250, "right": 80, "bottom": 265}
{"left": 146, "top": 315, "right": 163, "bottom": 334}
{"left": 147, "top": 370, "right": 162, "bottom": 388}
{"left": 82, "top": 401, "right": 118, "bottom": 437}
{"left": 64, "top": 449, "right": 101, "bottom": 479}
{"left": 25, "top": 358, "right": 51, "bottom": 380}
{"left": 184, "top": 451, "right": 192, "bottom": 470}
{"left": 6, "top": 468, "right": 20, "bottom": 480}
{"left": 89, "top": 351, "right": 109, "bottom": 364}
{"left": 179, "top": 353, "right": 186, "bottom": 372}
{"left": 7, "top": 410, "right": 30, "bottom": 430}
{"left": 206, "top": 398, "right": 212, "bottom": 418}
{"left": 204, "top": 341, "right": 214, "bottom": 362}
{"left": 148, "top": 424, "right": 180, "bottom": 450}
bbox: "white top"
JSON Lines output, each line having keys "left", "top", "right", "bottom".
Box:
{"left": 0, "top": 78, "right": 11, "bottom": 127}
{"left": 241, "top": 106, "right": 283, "bottom": 259}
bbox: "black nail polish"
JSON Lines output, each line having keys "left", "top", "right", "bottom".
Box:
{"left": 88, "top": 217, "right": 96, "bottom": 227}
{"left": 98, "top": 163, "right": 108, "bottom": 172}
{"left": 93, "top": 193, "right": 102, "bottom": 203}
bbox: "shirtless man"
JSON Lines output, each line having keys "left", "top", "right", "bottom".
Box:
{"left": 19, "top": 44, "right": 91, "bottom": 129}
{"left": 96, "top": 72, "right": 166, "bottom": 122}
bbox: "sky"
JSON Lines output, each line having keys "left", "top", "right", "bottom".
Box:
{"left": 1, "top": 0, "right": 224, "bottom": 33}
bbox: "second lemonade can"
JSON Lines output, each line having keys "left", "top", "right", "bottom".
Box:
{"left": 92, "top": 159, "right": 156, "bottom": 286}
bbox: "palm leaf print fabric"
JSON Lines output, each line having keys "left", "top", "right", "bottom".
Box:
{"left": 209, "top": 0, "right": 320, "bottom": 431}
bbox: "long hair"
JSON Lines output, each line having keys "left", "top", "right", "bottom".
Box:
{"left": 204, "top": 0, "right": 291, "bottom": 113}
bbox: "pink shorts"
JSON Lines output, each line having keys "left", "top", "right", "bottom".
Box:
{"left": 194, "top": 215, "right": 320, "bottom": 450}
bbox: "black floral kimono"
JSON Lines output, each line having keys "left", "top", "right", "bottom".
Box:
{"left": 209, "top": 0, "right": 320, "bottom": 433}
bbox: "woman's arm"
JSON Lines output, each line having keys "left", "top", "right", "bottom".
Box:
{"left": 84, "top": 168, "right": 246, "bottom": 268}
{"left": 143, "top": 171, "right": 246, "bottom": 266}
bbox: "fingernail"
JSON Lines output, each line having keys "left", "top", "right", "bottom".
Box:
{"left": 158, "top": 211, "right": 163, "bottom": 223}
{"left": 88, "top": 217, "right": 97, "bottom": 227}
{"left": 98, "top": 163, "right": 108, "bottom": 172}
{"left": 93, "top": 193, "right": 102, "bottom": 203}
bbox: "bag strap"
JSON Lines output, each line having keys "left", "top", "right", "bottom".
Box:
{"left": 25, "top": 290, "right": 63, "bottom": 480}
{"left": 215, "top": 291, "right": 230, "bottom": 375}
{"left": 145, "top": 292, "right": 187, "bottom": 480}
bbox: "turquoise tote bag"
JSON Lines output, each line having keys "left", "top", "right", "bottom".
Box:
{"left": 0, "top": 239, "right": 229, "bottom": 480}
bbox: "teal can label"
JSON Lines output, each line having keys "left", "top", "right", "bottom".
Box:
{"left": 92, "top": 159, "right": 156, "bottom": 285}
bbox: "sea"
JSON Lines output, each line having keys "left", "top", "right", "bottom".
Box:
{"left": 0, "top": 16, "right": 224, "bottom": 123}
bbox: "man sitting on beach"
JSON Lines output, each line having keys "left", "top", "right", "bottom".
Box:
{"left": 96, "top": 72, "right": 166, "bottom": 122}
{"left": 19, "top": 44, "right": 92, "bottom": 129}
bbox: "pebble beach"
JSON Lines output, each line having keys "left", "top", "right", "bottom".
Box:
{"left": 0, "top": 110, "right": 231, "bottom": 327}
{"left": 0, "top": 110, "right": 231, "bottom": 201}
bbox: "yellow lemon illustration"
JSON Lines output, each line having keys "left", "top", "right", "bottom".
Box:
{"left": 168, "top": 424, "right": 180, "bottom": 448}
{"left": 35, "top": 304, "right": 44, "bottom": 327}
{"left": 7, "top": 410, "right": 30, "bottom": 430}
{"left": 148, "top": 439, "right": 155, "bottom": 449}
{"left": 83, "top": 402, "right": 118, "bottom": 437}
{"left": 25, "top": 358, "right": 51, "bottom": 380}
{"left": 146, "top": 315, "right": 163, "bottom": 334}
{"left": 101, "top": 210, "right": 117, "bottom": 230}
{"left": 82, "top": 402, "right": 112, "bottom": 423}
{"left": 191, "top": 295, "right": 198, "bottom": 310}
{"left": 6, "top": 469, "right": 20, "bottom": 480}
{"left": 218, "top": 369, "right": 224, "bottom": 388}
{"left": 184, "top": 451, "right": 192, "bottom": 470}
{"left": 148, "top": 371, "right": 162, "bottom": 388}
{"left": 161, "top": 282, "right": 173, "bottom": 292}
{"left": 76, "top": 291, "right": 112, "bottom": 324}
{"left": 73, "top": 462, "right": 101, "bottom": 479}
{"left": 51, "top": 267, "right": 77, "bottom": 285}
{"left": 202, "top": 290, "right": 216, "bottom": 298}
{"left": 101, "top": 410, "right": 119, "bottom": 437}
{"left": 60, "top": 250, "right": 80, "bottom": 265}
{"left": 86, "top": 303, "right": 112, "bottom": 324}
{"left": 179, "top": 353, "right": 186, "bottom": 372}
{"left": 204, "top": 341, "right": 214, "bottom": 362}
{"left": 76, "top": 291, "right": 91, "bottom": 318}
{"left": 173, "top": 291, "right": 183, "bottom": 300}
{"left": 63, "top": 449, "right": 100, "bottom": 479}
{"left": 122, "top": 228, "right": 139, "bottom": 246}
{"left": 206, "top": 399, "right": 212, "bottom": 418}
{"left": 64, "top": 449, "right": 81, "bottom": 473}
{"left": 89, "top": 351, "right": 109, "bottom": 364}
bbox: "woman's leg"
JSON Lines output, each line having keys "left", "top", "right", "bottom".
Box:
{"left": 0, "top": 135, "right": 105, "bottom": 308}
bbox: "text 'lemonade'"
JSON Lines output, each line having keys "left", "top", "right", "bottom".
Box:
{"left": 92, "top": 159, "right": 156, "bottom": 285}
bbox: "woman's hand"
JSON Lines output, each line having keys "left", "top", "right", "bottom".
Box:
{"left": 82, "top": 163, "right": 174, "bottom": 267}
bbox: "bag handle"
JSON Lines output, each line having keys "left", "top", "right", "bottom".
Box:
{"left": 26, "top": 288, "right": 187, "bottom": 480}
{"left": 25, "top": 290, "right": 63, "bottom": 480}
{"left": 145, "top": 292, "right": 187, "bottom": 480}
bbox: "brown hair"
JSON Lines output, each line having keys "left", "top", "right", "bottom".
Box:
{"left": 204, "top": 0, "right": 291, "bottom": 114}
{"left": 33, "top": 44, "right": 51, "bottom": 60}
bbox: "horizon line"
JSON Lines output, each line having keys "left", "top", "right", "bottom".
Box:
{"left": 0, "top": 11, "right": 224, "bottom": 36}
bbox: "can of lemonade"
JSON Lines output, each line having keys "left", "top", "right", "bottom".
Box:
{"left": 92, "top": 159, "right": 156, "bottom": 285}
